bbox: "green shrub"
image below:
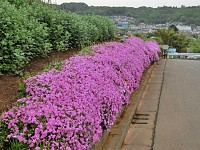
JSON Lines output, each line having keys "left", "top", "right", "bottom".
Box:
{"left": 0, "top": 1, "right": 51, "bottom": 74}
{"left": 85, "top": 16, "right": 115, "bottom": 42}
{"left": 0, "top": 121, "right": 29, "bottom": 150}
{"left": 189, "top": 39, "right": 200, "bottom": 53}
{"left": 0, "top": 0, "right": 115, "bottom": 74}
{"left": 0, "top": 1, "right": 30, "bottom": 73}
{"left": 27, "top": 4, "right": 71, "bottom": 51}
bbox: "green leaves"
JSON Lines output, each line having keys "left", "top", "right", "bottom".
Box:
{"left": 0, "top": 1, "right": 51, "bottom": 74}
{"left": 0, "top": 0, "right": 115, "bottom": 74}
{"left": 0, "top": 121, "right": 29, "bottom": 150}
{"left": 0, "top": 121, "right": 10, "bottom": 149}
{"left": 154, "top": 28, "right": 189, "bottom": 52}
{"left": 188, "top": 39, "right": 200, "bottom": 53}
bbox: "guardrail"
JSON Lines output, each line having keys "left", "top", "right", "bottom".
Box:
{"left": 168, "top": 53, "right": 200, "bottom": 59}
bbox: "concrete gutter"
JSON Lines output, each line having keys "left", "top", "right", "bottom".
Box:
{"left": 94, "top": 61, "right": 158, "bottom": 150}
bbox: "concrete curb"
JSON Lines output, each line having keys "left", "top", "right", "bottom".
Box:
{"left": 94, "top": 61, "right": 158, "bottom": 150}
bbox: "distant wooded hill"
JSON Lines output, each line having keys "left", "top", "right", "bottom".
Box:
{"left": 58, "top": 2, "right": 200, "bottom": 26}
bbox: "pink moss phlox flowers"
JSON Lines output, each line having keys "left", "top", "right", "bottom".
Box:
{"left": 1, "top": 36, "right": 160, "bottom": 150}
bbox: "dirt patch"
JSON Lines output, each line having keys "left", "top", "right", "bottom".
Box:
{"left": 0, "top": 49, "right": 80, "bottom": 114}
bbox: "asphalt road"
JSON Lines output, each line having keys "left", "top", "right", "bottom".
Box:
{"left": 153, "top": 59, "right": 200, "bottom": 150}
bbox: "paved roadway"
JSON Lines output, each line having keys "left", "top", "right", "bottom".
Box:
{"left": 153, "top": 59, "right": 200, "bottom": 150}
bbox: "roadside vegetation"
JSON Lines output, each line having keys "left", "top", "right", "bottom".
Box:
{"left": 188, "top": 38, "right": 200, "bottom": 53}
{"left": 0, "top": 36, "right": 160, "bottom": 150}
{"left": 133, "top": 25, "right": 200, "bottom": 53}
{"left": 3, "top": 1, "right": 198, "bottom": 150}
{"left": 0, "top": 0, "right": 115, "bottom": 75}
{"left": 153, "top": 28, "right": 189, "bottom": 53}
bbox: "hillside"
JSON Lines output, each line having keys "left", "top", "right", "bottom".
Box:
{"left": 59, "top": 3, "right": 200, "bottom": 26}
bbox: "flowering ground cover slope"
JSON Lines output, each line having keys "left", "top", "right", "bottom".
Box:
{"left": 0, "top": 36, "right": 160, "bottom": 150}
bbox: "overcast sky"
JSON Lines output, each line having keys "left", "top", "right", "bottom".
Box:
{"left": 52, "top": 0, "right": 200, "bottom": 7}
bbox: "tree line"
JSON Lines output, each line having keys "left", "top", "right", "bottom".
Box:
{"left": 59, "top": 3, "right": 200, "bottom": 26}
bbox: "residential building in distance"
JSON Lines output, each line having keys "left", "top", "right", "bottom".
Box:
{"left": 111, "top": 15, "right": 200, "bottom": 36}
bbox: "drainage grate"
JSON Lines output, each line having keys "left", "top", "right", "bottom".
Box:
{"left": 135, "top": 113, "right": 150, "bottom": 116}
{"left": 132, "top": 122, "right": 148, "bottom": 124}
{"left": 131, "top": 113, "right": 150, "bottom": 124}
{"left": 133, "top": 117, "right": 148, "bottom": 120}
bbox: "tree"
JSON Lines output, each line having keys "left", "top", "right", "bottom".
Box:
{"left": 154, "top": 28, "right": 189, "bottom": 52}
{"left": 188, "top": 39, "right": 200, "bottom": 53}
{"left": 154, "top": 28, "right": 175, "bottom": 45}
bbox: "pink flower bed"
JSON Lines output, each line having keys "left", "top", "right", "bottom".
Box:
{"left": 1, "top": 37, "right": 160, "bottom": 150}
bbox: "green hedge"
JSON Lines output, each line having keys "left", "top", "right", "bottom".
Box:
{"left": 0, "top": 1, "right": 51, "bottom": 74}
{"left": 0, "top": 0, "right": 115, "bottom": 74}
